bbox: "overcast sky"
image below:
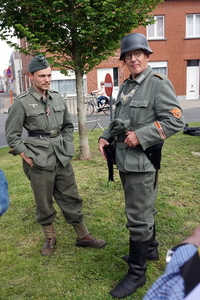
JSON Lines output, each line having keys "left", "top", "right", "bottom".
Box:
{"left": 0, "top": 37, "right": 18, "bottom": 77}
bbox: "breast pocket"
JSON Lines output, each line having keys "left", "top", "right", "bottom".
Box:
{"left": 129, "top": 99, "right": 149, "bottom": 125}
{"left": 52, "top": 105, "right": 65, "bottom": 127}
{"left": 26, "top": 107, "right": 46, "bottom": 130}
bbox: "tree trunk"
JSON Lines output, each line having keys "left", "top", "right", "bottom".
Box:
{"left": 75, "top": 68, "right": 92, "bottom": 160}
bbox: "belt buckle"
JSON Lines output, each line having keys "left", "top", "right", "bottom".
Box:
{"left": 114, "top": 134, "right": 126, "bottom": 142}
{"left": 49, "top": 129, "right": 58, "bottom": 138}
{"left": 118, "top": 134, "right": 123, "bottom": 141}
{"left": 116, "top": 134, "right": 123, "bottom": 142}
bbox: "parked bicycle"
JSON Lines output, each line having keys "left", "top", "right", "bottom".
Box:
{"left": 85, "top": 93, "right": 115, "bottom": 117}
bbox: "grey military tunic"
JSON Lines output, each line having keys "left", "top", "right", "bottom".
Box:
{"left": 5, "top": 86, "right": 74, "bottom": 171}
{"left": 101, "top": 66, "right": 185, "bottom": 173}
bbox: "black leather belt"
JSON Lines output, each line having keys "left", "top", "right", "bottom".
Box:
{"left": 114, "top": 133, "right": 127, "bottom": 142}
{"left": 28, "top": 129, "right": 61, "bottom": 138}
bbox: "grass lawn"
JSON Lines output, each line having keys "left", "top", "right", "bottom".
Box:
{"left": 1, "top": 124, "right": 200, "bottom": 300}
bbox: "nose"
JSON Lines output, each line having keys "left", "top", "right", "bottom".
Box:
{"left": 45, "top": 76, "right": 51, "bottom": 82}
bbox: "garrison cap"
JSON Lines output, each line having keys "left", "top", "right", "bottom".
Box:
{"left": 28, "top": 55, "right": 50, "bottom": 73}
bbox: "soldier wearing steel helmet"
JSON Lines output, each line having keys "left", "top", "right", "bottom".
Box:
{"left": 98, "top": 33, "right": 185, "bottom": 298}
{"left": 5, "top": 55, "right": 106, "bottom": 256}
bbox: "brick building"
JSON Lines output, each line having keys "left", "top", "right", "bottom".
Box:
{"left": 87, "top": 0, "right": 200, "bottom": 101}
{"left": 12, "top": 0, "right": 200, "bottom": 101}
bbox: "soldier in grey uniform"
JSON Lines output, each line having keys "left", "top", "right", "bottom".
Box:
{"left": 98, "top": 33, "right": 185, "bottom": 298}
{"left": 5, "top": 55, "right": 106, "bottom": 256}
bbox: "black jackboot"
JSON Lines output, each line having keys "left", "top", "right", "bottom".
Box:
{"left": 110, "top": 239, "right": 149, "bottom": 299}
{"left": 122, "top": 225, "right": 159, "bottom": 262}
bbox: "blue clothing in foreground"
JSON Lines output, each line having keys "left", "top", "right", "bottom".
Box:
{"left": 0, "top": 170, "right": 9, "bottom": 216}
{"left": 144, "top": 244, "right": 197, "bottom": 300}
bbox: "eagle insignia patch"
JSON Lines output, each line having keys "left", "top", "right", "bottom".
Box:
{"left": 170, "top": 107, "right": 182, "bottom": 118}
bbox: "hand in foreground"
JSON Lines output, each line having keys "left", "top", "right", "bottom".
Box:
{"left": 124, "top": 131, "right": 140, "bottom": 147}
{"left": 98, "top": 138, "right": 109, "bottom": 160}
{"left": 19, "top": 152, "right": 34, "bottom": 167}
{"left": 181, "top": 226, "right": 200, "bottom": 247}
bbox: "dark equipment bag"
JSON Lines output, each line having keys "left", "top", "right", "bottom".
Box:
{"left": 183, "top": 123, "right": 200, "bottom": 136}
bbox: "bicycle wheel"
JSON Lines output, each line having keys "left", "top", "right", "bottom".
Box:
{"left": 85, "top": 101, "right": 94, "bottom": 117}
{"left": 102, "top": 105, "right": 110, "bottom": 116}
{"left": 102, "top": 104, "right": 115, "bottom": 116}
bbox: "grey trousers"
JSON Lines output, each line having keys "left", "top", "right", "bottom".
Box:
{"left": 23, "top": 160, "right": 84, "bottom": 226}
{"left": 119, "top": 171, "right": 158, "bottom": 242}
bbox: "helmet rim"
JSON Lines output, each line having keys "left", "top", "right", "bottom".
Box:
{"left": 119, "top": 33, "right": 153, "bottom": 61}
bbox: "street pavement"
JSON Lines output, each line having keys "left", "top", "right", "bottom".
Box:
{"left": 0, "top": 93, "right": 200, "bottom": 148}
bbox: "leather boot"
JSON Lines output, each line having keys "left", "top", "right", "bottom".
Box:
{"left": 73, "top": 222, "right": 106, "bottom": 248}
{"left": 122, "top": 224, "right": 159, "bottom": 262}
{"left": 110, "top": 239, "right": 149, "bottom": 299}
{"left": 41, "top": 224, "right": 56, "bottom": 256}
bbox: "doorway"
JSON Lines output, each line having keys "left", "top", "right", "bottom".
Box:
{"left": 186, "top": 60, "right": 199, "bottom": 100}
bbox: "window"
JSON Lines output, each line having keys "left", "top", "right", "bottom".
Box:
{"left": 186, "top": 14, "right": 200, "bottom": 38}
{"left": 113, "top": 67, "right": 119, "bottom": 87}
{"left": 147, "top": 16, "right": 164, "bottom": 39}
{"left": 148, "top": 61, "right": 167, "bottom": 76}
{"left": 187, "top": 60, "right": 199, "bottom": 67}
{"left": 51, "top": 79, "right": 86, "bottom": 96}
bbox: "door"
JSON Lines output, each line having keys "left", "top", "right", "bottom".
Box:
{"left": 186, "top": 66, "right": 199, "bottom": 100}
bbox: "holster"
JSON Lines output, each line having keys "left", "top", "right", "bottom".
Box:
{"left": 144, "top": 141, "right": 164, "bottom": 170}
{"left": 103, "top": 142, "right": 116, "bottom": 182}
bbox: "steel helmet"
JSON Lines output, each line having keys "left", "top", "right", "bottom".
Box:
{"left": 119, "top": 33, "right": 153, "bottom": 60}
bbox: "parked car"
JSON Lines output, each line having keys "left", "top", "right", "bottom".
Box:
{"left": 0, "top": 87, "right": 4, "bottom": 93}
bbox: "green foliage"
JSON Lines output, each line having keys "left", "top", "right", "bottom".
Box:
{"left": 0, "top": 125, "right": 200, "bottom": 299}
{"left": 0, "top": 0, "right": 163, "bottom": 73}
{"left": 0, "top": 0, "right": 163, "bottom": 159}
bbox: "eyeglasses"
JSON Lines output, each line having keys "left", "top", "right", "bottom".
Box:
{"left": 124, "top": 50, "right": 144, "bottom": 60}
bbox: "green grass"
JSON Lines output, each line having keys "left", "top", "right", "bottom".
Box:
{"left": 1, "top": 124, "right": 200, "bottom": 300}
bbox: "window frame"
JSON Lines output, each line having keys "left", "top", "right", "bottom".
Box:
{"left": 186, "top": 14, "right": 200, "bottom": 38}
{"left": 148, "top": 61, "right": 168, "bottom": 76}
{"left": 147, "top": 15, "right": 165, "bottom": 40}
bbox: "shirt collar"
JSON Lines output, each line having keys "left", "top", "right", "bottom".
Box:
{"left": 29, "top": 86, "right": 51, "bottom": 101}
{"left": 127, "top": 66, "right": 152, "bottom": 85}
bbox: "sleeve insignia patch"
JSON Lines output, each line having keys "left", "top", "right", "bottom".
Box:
{"left": 170, "top": 107, "right": 182, "bottom": 118}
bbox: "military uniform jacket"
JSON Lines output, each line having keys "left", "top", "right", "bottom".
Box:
{"left": 101, "top": 66, "right": 185, "bottom": 173}
{"left": 5, "top": 86, "right": 74, "bottom": 171}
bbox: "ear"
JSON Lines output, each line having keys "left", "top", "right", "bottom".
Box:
{"left": 28, "top": 72, "right": 34, "bottom": 79}
{"left": 146, "top": 53, "right": 151, "bottom": 61}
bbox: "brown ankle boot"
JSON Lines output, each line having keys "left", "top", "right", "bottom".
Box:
{"left": 41, "top": 224, "right": 56, "bottom": 256}
{"left": 76, "top": 235, "right": 106, "bottom": 248}
{"left": 41, "top": 237, "right": 56, "bottom": 256}
{"left": 73, "top": 222, "right": 106, "bottom": 248}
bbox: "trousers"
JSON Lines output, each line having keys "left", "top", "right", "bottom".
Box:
{"left": 23, "top": 159, "right": 84, "bottom": 226}
{"left": 119, "top": 171, "right": 158, "bottom": 242}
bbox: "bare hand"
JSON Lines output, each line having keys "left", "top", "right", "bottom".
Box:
{"left": 98, "top": 138, "right": 109, "bottom": 160}
{"left": 181, "top": 226, "right": 200, "bottom": 247}
{"left": 124, "top": 131, "right": 140, "bottom": 147}
{"left": 19, "top": 152, "right": 34, "bottom": 167}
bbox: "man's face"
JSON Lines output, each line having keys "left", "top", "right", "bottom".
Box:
{"left": 29, "top": 66, "right": 52, "bottom": 94}
{"left": 124, "top": 49, "right": 150, "bottom": 79}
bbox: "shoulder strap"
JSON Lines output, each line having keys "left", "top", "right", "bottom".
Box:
{"left": 153, "top": 72, "right": 167, "bottom": 80}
